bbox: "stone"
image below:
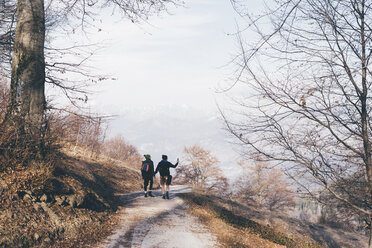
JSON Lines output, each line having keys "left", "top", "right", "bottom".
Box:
{"left": 55, "top": 196, "right": 63, "bottom": 205}
{"left": 0, "top": 179, "right": 6, "bottom": 194}
{"left": 34, "top": 233, "right": 40, "bottom": 241}
{"left": 66, "top": 194, "right": 84, "bottom": 208}
{"left": 40, "top": 194, "right": 53, "bottom": 203}
{"left": 23, "top": 194, "right": 33, "bottom": 201}
{"left": 55, "top": 196, "right": 68, "bottom": 206}
{"left": 40, "top": 194, "right": 47, "bottom": 202}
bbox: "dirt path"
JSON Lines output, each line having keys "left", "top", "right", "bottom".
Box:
{"left": 97, "top": 186, "right": 219, "bottom": 248}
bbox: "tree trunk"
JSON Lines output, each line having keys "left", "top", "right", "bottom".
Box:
{"left": 369, "top": 224, "right": 372, "bottom": 248}
{"left": 10, "top": 0, "right": 45, "bottom": 134}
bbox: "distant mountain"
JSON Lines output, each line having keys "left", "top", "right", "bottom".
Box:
{"left": 108, "top": 105, "right": 241, "bottom": 179}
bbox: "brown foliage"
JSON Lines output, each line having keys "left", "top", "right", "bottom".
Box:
{"left": 176, "top": 145, "right": 229, "bottom": 193}
{"left": 234, "top": 158, "right": 295, "bottom": 211}
{"left": 48, "top": 111, "right": 142, "bottom": 166}
{"left": 0, "top": 117, "right": 51, "bottom": 172}
{"left": 102, "top": 134, "right": 142, "bottom": 167}
{"left": 0, "top": 81, "right": 58, "bottom": 172}
{"left": 47, "top": 111, "right": 105, "bottom": 156}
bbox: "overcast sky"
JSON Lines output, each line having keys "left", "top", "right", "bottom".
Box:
{"left": 65, "top": 0, "right": 262, "bottom": 178}
{"left": 91, "top": 0, "right": 244, "bottom": 111}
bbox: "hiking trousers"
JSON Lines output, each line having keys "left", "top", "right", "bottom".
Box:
{"left": 144, "top": 177, "right": 153, "bottom": 191}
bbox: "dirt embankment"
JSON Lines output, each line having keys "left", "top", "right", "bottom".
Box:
{"left": 0, "top": 146, "right": 142, "bottom": 248}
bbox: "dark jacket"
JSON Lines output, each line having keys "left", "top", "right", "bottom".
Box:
{"left": 155, "top": 160, "right": 178, "bottom": 177}
{"left": 141, "top": 159, "right": 154, "bottom": 179}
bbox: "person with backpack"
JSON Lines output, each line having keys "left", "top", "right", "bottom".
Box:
{"left": 154, "top": 155, "right": 179, "bottom": 199}
{"left": 141, "top": 154, "right": 155, "bottom": 197}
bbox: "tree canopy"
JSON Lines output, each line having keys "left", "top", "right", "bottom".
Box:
{"left": 223, "top": 1, "right": 372, "bottom": 245}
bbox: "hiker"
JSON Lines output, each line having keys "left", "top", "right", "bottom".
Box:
{"left": 154, "top": 155, "right": 179, "bottom": 199}
{"left": 141, "top": 154, "right": 155, "bottom": 197}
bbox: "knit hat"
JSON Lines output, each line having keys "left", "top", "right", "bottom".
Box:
{"left": 144, "top": 154, "right": 151, "bottom": 160}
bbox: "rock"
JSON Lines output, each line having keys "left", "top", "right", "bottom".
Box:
{"left": 40, "top": 194, "right": 47, "bottom": 202}
{"left": 33, "top": 203, "right": 41, "bottom": 211}
{"left": 34, "top": 233, "right": 40, "bottom": 241}
{"left": 43, "top": 237, "right": 51, "bottom": 244}
{"left": 23, "top": 194, "right": 33, "bottom": 201}
{"left": 55, "top": 196, "right": 68, "bottom": 206}
{"left": 66, "top": 194, "right": 84, "bottom": 208}
{"left": 55, "top": 196, "right": 62, "bottom": 205}
{"left": 0, "top": 178, "right": 6, "bottom": 194}
{"left": 40, "top": 194, "right": 53, "bottom": 203}
{"left": 11, "top": 194, "right": 19, "bottom": 201}
{"left": 25, "top": 190, "right": 33, "bottom": 196}
{"left": 23, "top": 193, "right": 40, "bottom": 202}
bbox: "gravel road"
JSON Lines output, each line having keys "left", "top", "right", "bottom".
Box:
{"left": 98, "top": 186, "right": 219, "bottom": 248}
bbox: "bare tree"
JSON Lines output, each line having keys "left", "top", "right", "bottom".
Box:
{"left": 102, "top": 134, "right": 141, "bottom": 165}
{"left": 176, "top": 145, "right": 229, "bottom": 193}
{"left": 223, "top": 0, "right": 372, "bottom": 245}
{"left": 49, "top": 111, "right": 106, "bottom": 152}
{"left": 5, "top": 0, "right": 181, "bottom": 138}
{"left": 234, "top": 158, "right": 295, "bottom": 211}
{"left": 0, "top": 1, "right": 106, "bottom": 108}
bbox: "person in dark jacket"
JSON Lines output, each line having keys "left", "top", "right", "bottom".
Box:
{"left": 154, "top": 155, "right": 179, "bottom": 199}
{"left": 141, "top": 154, "right": 155, "bottom": 197}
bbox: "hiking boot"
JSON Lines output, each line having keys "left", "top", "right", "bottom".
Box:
{"left": 144, "top": 192, "right": 148, "bottom": 197}
{"left": 166, "top": 192, "right": 169, "bottom": 199}
{"left": 162, "top": 194, "right": 166, "bottom": 199}
{"left": 148, "top": 191, "right": 154, "bottom": 197}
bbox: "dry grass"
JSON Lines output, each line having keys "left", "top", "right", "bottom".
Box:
{"left": 0, "top": 144, "right": 143, "bottom": 248}
{"left": 179, "top": 191, "right": 325, "bottom": 248}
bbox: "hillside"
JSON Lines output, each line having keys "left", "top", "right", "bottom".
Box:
{"left": 0, "top": 144, "right": 368, "bottom": 248}
{"left": 179, "top": 191, "right": 368, "bottom": 248}
{"left": 0, "top": 145, "right": 142, "bottom": 248}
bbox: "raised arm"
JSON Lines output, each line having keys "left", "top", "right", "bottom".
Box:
{"left": 169, "top": 158, "right": 179, "bottom": 168}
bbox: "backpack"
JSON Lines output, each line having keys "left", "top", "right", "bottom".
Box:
{"left": 142, "top": 162, "right": 150, "bottom": 172}
{"left": 158, "top": 161, "right": 169, "bottom": 175}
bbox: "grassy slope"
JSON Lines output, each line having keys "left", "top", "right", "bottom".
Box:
{"left": 0, "top": 145, "right": 142, "bottom": 248}
{"left": 179, "top": 191, "right": 325, "bottom": 248}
